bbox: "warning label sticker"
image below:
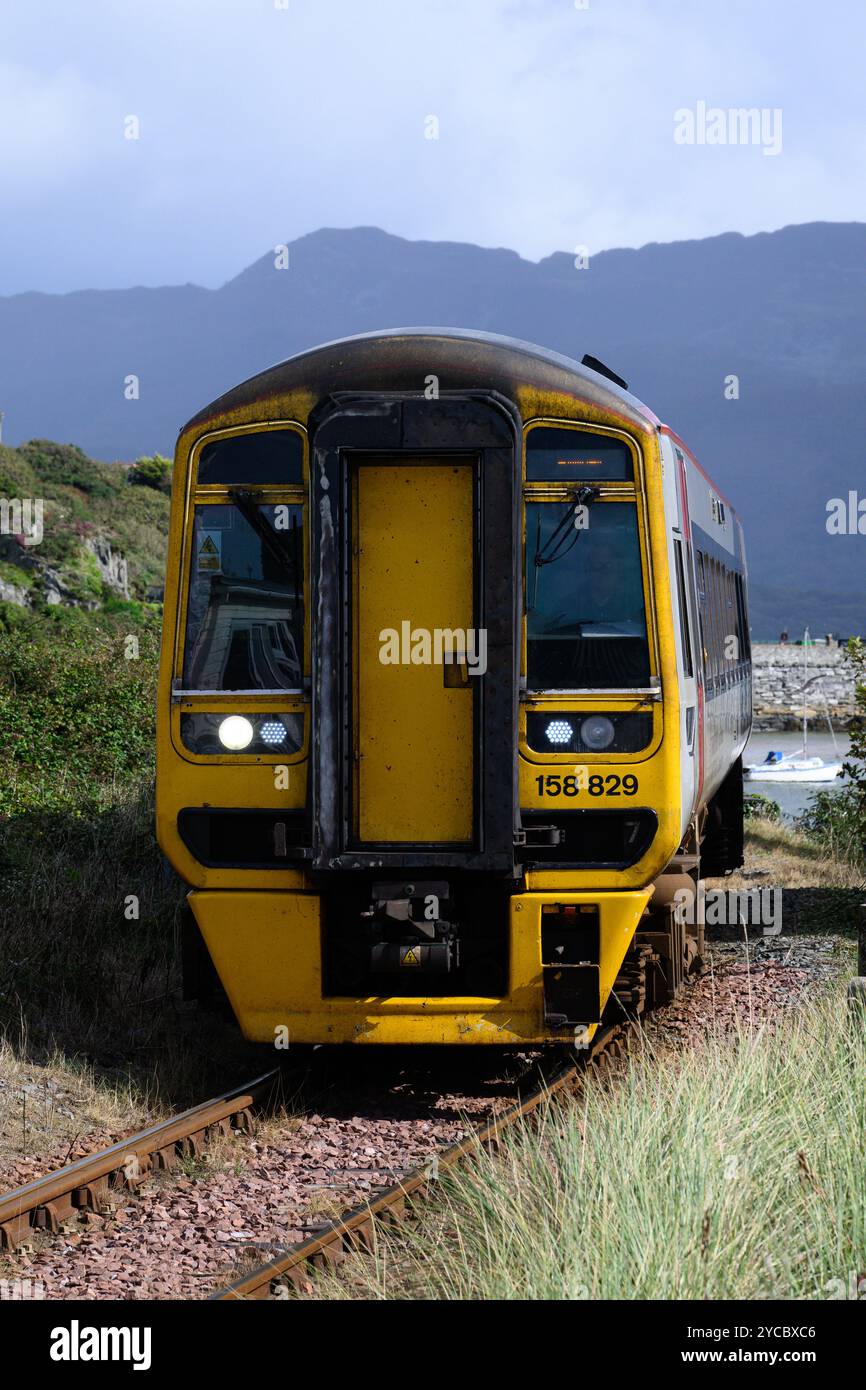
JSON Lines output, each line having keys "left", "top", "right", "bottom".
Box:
{"left": 197, "top": 532, "right": 222, "bottom": 572}
{"left": 400, "top": 946, "right": 421, "bottom": 967}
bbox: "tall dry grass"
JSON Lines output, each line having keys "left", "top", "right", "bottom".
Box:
{"left": 318, "top": 988, "right": 866, "bottom": 1300}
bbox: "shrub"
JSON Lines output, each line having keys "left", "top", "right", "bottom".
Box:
{"left": 0, "top": 611, "right": 159, "bottom": 818}
{"left": 798, "top": 639, "right": 866, "bottom": 870}
{"left": 128, "top": 453, "right": 172, "bottom": 492}
{"left": 744, "top": 792, "right": 781, "bottom": 822}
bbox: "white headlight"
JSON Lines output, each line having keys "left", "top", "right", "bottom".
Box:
{"left": 218, "top": 715, "right": 254, "bottom": 750}
{"left": 581, "top": 715, "right": 615, "bottom": 751}
{"left": 545, "top": 719, "right": 573, "bottom": 746}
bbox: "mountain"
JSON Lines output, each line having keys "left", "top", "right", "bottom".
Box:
{"left": 1, "top": 222, "right": 864, "bottom": 637}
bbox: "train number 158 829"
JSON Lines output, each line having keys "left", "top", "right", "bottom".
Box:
{"left": 534, "top": 773, "right": 639, "bottom": 797}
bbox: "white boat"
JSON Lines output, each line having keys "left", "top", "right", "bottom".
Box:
{"left": 744, "top": 627, "right": 843, "bottom": 785}
{"left": 744, "top": 753, "right": 842, "bottom": 783}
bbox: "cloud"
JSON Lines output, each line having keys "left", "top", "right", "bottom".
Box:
{"left": 1, "top": 0, "right": 865, "bottom": 292}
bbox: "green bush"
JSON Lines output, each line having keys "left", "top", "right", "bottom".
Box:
{"left": 744, "top": 792, "right": 781, "bottom": 822}
{"left": 0, "top": 443, "right": 39, "bottom": 497}
{"left": 798, "top": 639, "right": 866, "bottom": 870}
{"left": 128, "top": 453, "right": 172, "bottom": 492}
{"left": 0, "top": 610, "right": 159, "bottom": 819}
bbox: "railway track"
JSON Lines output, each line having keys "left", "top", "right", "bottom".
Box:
{"left": 0, "top": 1023, "right": 632, "bottom": 1297}
{"left": 213, "top": 1025, "right": 629, "bottom": 1301}
{"left": 0, "top": 1070, "right": 282, "bottom": 1253}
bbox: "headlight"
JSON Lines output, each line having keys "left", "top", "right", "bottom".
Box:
{"left": 218, "top": 715, "right": 254, "bottom": 750}
{"left": 525, "top": 711, "right": 652, "bottom": 754}
{"left": 179, "top": 713, "right": 304, "bottom": 756}
{"left": 545, "top": 719, "right": 574, "bottom": 746}
{"left": 580, "top": 715, "right": 615, "bottom": 751}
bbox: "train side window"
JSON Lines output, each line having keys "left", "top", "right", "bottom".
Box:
{"left": 197, "top": 429, "right": 303, "bottom": 485}
{"left": 726, "top": 567, "right": 738, "bottom": 665}
{"left": 710, "top": 560, "right": 722, "bottom": 678}
{"left": 696, "top": 550, "right": 707, "bottom": 672}
{"left": 673, "top": 537, "right": 694, "bottom": 678}
{"left": 735, "top": 572, "right": 751, "bottom": 660}
{"left": 720, "top": 565, "right": 729, "bottom": 667}
{"left": 705, "top": 557, "right": 716, "bottom": 679}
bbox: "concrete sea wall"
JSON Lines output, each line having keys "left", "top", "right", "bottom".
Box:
{"left": 751, "top": 642, "right": 857, "bottom": 731}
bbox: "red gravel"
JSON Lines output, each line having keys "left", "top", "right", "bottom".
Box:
{"left": 6, "top": 1061, "right": 523, "bottom": 1300}
{"left": 646, "top": 951, "right": 812, "bottom": 1048}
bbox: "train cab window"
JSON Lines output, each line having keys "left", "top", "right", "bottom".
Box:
{"left": 182, "top": 502, "right": 304, "bottom": 690}
{"left": 525, "top": 500, "right": 649, "bottom": 688}
{"left": 525, "top": 427, "right": 632, "bottom": 481}
{"left": 196, "top": 429, "right": 303, "bottom": 485}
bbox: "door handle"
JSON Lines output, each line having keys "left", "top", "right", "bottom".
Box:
{"left": 443, "top": 652, "right": 471, "bottom": 688}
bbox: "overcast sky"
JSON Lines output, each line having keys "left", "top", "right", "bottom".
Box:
{"left": 1, "top": 0, "right": 863, "bottom": 294}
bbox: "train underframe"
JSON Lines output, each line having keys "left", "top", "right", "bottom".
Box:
{"left": 181, "top": 757, "right": 745, "bottom": 1047}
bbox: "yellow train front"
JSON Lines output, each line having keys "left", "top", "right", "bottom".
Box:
{"left": 156, "top": 330, "right": 751, "bottom": 1046}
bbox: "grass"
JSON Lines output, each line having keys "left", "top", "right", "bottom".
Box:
{"left": 0, "top": 1037, "right": 144, "bottom": 1173}
{"left": 317, "top": 988, "right": 866, "bottom": 1301}
{"left": 0, "top": 608, "right": 267, "bottom": 1157}
{"left": 720, "top": 815, "right": 864, "bottom": 892}
{"left": 707, "top": 815, "right": 864, "bottom": 942}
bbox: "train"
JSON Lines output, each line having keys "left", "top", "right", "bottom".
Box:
{"left": 156, "top": 329, "right": 751, "bottom": 1047}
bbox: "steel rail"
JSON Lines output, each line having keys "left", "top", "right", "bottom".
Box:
{"left": 0, "top": 1069, "right": 281, "bottom": 1250}
{"left": 214, "top": 1028, "right": 625, "bottom": 1300}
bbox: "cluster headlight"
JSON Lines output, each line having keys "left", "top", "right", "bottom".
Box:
{"left": 545, "top": 719, "right": 574, "bottom": 746}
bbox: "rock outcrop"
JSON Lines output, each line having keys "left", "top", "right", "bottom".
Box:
{"left": 85, "top": 536, "right": 130, "bottom": 600}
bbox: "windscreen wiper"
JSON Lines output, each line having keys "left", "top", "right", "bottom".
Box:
{"left": 228, "top": 488, "right": 300, "bottom": 605}
{"left": 530, "top": 485, "right": 598, "bottom": 609}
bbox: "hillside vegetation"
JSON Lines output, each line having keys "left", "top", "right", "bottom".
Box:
{"left": 0, "top": 439, "right": 170, "bottom": 606}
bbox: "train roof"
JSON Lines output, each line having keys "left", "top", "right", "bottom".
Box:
{"left": 182, "top": 328, "right": 661, "bottom": 437}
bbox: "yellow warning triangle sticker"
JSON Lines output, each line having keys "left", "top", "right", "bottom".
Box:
{"left": 200, "top": 535, "right": 219, "bottom": 554}
{"left": 401, "top": 947, "right": 420, "bottom": 966}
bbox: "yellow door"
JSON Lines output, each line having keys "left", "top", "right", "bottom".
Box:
{"left": 354, "top": 458, "right": 474, "bottom": 843}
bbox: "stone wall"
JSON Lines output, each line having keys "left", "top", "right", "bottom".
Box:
{"left": 751, "top": 641, "right": 856, "bottom": 731}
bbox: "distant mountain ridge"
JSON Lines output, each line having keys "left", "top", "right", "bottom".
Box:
{"left": 1, "top": 221, "right": 864, "bottom": 637}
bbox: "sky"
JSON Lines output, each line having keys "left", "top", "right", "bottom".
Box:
{"left": 1, "top": 0, "right": 864, "bottom": 295}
